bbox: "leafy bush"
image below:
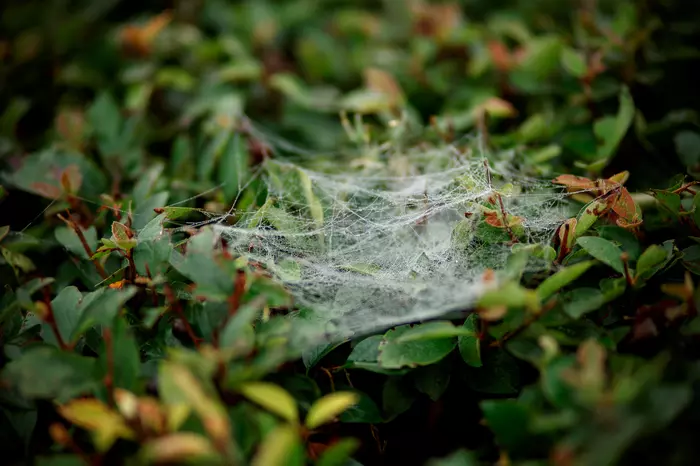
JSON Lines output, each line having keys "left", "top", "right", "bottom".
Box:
{"left": 2, "top": 1, "right": 700, "bottom": 465}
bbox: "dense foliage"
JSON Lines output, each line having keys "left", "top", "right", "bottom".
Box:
{"left": 2, "top": 1, "right": 700, "bottom": 465}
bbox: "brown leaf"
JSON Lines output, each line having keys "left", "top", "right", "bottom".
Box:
{"left": 55, "top": 109, "right": 85, "bottom": 150}
{"left": 474, "top": 97, "right": 517, "bottom": 118}
{"left": 479, "top": 305, "right": 507, "bottom": 321}
{"left": 119, "top": 10, "right": 172, "bottom": 57}
{"left": 484, "top": 211, "right": 505, "bottom": 228}
{"left": 612, "top": 187, "right": 642, "bottom": 228}
{"left": 364, "top": 68, "right": 404, "bottom": 108}
{"left": 411, "top": 2, "right": 462, "bottom": 40}
{"left": 112, "top": 222, "right": 132, "bottom": 241}
{"left": 30, "top": 181, "right": 62, "bottom": 200}
{"left": 552, "top": 174, "right": 596, "bottom": 192}
{"left": 60, "top": 165, "right": 82, "bottom": 194}
{"left": 558, "top": 218, "right": 577, "bottom": 250}
{"left": 487, "top": 40, "right": 513, "bottom": 72}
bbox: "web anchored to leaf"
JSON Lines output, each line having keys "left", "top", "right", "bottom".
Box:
{"left": 164, "top": 139, "right": 572, "bottom": 350}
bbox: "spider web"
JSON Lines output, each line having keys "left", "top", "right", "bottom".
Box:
{"left": 189, "top": 122, "right": 572, "bottom": 349}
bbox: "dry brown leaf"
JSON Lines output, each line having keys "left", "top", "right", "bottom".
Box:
{"left": 364, "top": 68, "right": 404, "bottom": 108}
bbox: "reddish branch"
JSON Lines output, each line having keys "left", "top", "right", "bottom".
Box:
{"left": 57, "top": 213, "right": 108, "bottom": 279}
{"left": 103, "top": 328, "right": 115, "bottom": 407}
{"left": 164, "top": 283, "right": 201, "bottom": 349}
{"left": 42, "top": 286, "right": 71, "bottom": 350}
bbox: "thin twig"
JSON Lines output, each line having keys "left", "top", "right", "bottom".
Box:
{"left": 484, "top": 160, "right": 518, "bottom": 243}
{"left": 42, "top": 286, "right": 70, "bottom": 351}
{"left": 164, "top": 283, "right": 201, "bottom": 349}
{"left": 57, "top": 213, "right": 108, "bottom": 279}
{"left": 103, "top": 328, "right": 115, "bottom": 407}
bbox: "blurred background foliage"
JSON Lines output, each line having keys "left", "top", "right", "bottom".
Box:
{"left": 2, "top": 1, "right": 700, "bottom": 465}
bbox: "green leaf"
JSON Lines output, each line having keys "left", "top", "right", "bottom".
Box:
{"left": 519, "top": 35, "right": 563, "bottom": 78}
{"left": 653, "top": 190, "right": 682, "bottom": 218}
{"left": 1, "top": 246, "right": 35, "bottom": 274}
{"left": 575, "top": 198, "right": 610, "bottom": 237}
{"left": 562, "top": 288, "right": 605, "bottom": 319}
{"left": 2, "top": 346, "right": 99, "bottom": 402}
{"left": 87, "top": 92, "right": 121, "bottom": 143}
{"left": 98, "top": 316, "right": 140, "bottom": 392}
{"left": 561, "top": 47, "right": 587, "bottom": 77}
{"left": 635, "top": 245, "right": 669, "bottom": 282}
{"left": 305, "top": 392, "right": 359, "bottom": 429}
{"left": 600, "top": 277, "right": 627, "bottom": 302}
{"left": 382, "top": 376, "right": 417, "bottom": 421}
{"left": 302, "top": 341, "right": 345, "bottom": 370}
{"left": 465, "top": 348, "right": 521, "bottom": 395}
{"left": 675, "top": 130, "right": 700, "bottom": 166}
{"left": 111, "top": 221, "right": 137, "bottom": 251}
{"left": 480, "top": 400, "right": 531, "bottom": 451}
{"left": 378, "top": 326, "right": 457, "bottom": 369}
{"left": 458, "top": 314, "right": 482, "bottom": 367}
{"left": 394, "top": 321, "right": 475, "bottom": 342}
{"left": 0, "top": 225, "right": 9, "bottom": 242}
{"left": 36, "top": 455, "right": 86, "bottom": 466}
{"left": 71, "top": 287, "right": 138, "bottom": 341}
{"left": 54, "top": 226, "right": 98, "bottom": 260}
{"left": 426, "top": 449, "right": 479, "bottom": 466}
{"left": 219, "top": 301, "right": 261, "bottom": 355}
{"left": 238, "top": 382, "right": 299, "bottom": 424}
{"left": 220, "top": 132, "right": 250, "bottom": 203}
{"left": 536, "top": 260, "right": 595, "bottom": 301}
{"left": 597, "top": 226, "right": 642, "bottom": 260}
{"left": 413, "top": 362, "right": 451, "bottom": 401}
{"left": 251, "top": 424, "right": 303, "bottom": 466}
{"left": 576, "top": 237, "right": 625, "bottom": 274}
{"left": 316, "top": 438, "right": 360, "bottom": 466}
{"left": 595, "top": 85, "right": 635, "bottom": 161}
{"left": 297, "top": 167, "right": 324, "bottom": 231}
{"left": 693, "top": 192, "right": 700, "bottom": 228}
{"left": 477, "top": 281, "right": 539, "bottom": 311}
{"left": 346, "top": 335, "right": 383, "bottom": 365}
{"left": 50, "top": 286, "right": 83, "bottom": 344}
{"left": 338, "top": 390, "right": 383, "bottom": 424}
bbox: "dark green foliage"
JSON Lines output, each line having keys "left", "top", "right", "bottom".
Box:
{"left": 1, "top": 1, "right": 700, "bottom": 465}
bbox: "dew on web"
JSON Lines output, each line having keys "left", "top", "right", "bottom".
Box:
{"left": 187, "top": 122, "right": 573, "bottom": 349}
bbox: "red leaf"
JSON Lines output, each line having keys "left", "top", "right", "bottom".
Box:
{"left": 552, "top": 174, "right": 596, "bottom": 191}
{"left": 30, "top": 182, "right": 62, "bottom": 200}
{"left": 484, "top": 211, "right": 504, "bottom": 228}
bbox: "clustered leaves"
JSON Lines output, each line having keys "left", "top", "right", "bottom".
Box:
{"left": 1, "top": 1, "right": 700, "bottom": 465}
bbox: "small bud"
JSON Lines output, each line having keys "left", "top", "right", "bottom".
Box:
{"left": 34, "top": 301, "right": 50, "bottom": 321}
{"left": 49, "top": 423, "right": 71, "bottom": 446}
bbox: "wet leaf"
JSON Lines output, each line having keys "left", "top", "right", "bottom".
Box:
{"left": 379, "top": 326, "right": 456, "bottom": 369}
{"left": 305, "top": 392, "right": 359, "bottom": 429}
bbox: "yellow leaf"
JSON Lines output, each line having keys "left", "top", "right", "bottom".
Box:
{"left": 305, "top": 392, "right": 359, "bottom": 430}
{"left": 474, "top": 97, "right": 517, "bottom": 118}
{"left": 238, "top": 382, "right": 299, "bottom": 424}
{"left": 166, "top": 363, "right": 232, "bottom": 448}
{"left": 167, "top": 404, "right": 192, "bottom": 432}
{"left": 251, "top": 424, "right": 300, "bottom": 466}
{"left": 141, "top": 433, "right": 218, "bottom": 464}
{"left": 57, "top": 398, "right": 135, "bottom": 452}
